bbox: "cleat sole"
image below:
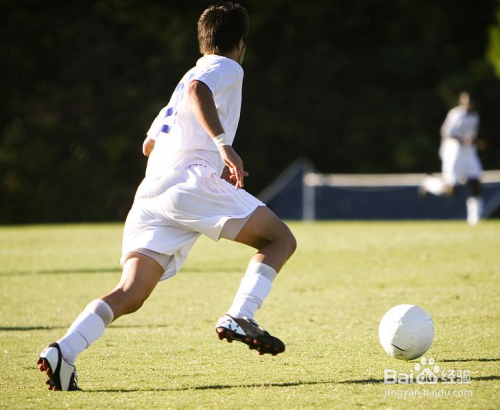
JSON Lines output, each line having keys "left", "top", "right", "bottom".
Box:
{"left": 37, "top": 345, "right": 81, "bottom": 391}
{"left": 37, "top": 357, "right": 59, "bottom": 391}
{"left": 215, "top": 325, "right": 285, "bottom": 356}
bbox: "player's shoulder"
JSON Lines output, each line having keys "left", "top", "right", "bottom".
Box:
{"left": 196, "top": 55, "right": 242, "bottom": 75}
{"left": 449, "top": 106, "right": 463, "bottom": 115}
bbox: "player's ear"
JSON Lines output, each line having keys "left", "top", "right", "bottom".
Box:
{"left": 236, "top": 38, "right": 246, "bottom": 64}
{"left": 237, "top": 38, "right": 245, "bottom": 52}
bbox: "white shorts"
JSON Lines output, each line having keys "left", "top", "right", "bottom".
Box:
{"left": 441, "top": 140, "right": 483, "bottom": 185}
{"left": 121, "top": 163, "right": 264, "bottom": 281}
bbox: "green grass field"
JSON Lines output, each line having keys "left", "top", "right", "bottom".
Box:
{"left": 0, "top": 221, "right": 499, "bottom": 409}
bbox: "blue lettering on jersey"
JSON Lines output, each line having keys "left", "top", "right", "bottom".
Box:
{"left": 174, "top": 82, "right": 184, "bottom": 92}
{"left": 160, "top": 75, "right": 192, "bottom": 135}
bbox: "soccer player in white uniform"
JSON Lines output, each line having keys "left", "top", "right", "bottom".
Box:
{"left": 419, "top": 92, "right": 484, "bottom": 225}
{"left": 37, "top": 2, "right": 296, "bottom": 391}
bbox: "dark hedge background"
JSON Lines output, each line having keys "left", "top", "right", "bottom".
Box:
{"left": 1, "top": 0, "right": 500, "bottom": 223}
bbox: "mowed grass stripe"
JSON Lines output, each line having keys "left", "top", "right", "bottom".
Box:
{"left": 0, "top": 221, "right": 498, "bottom": 409}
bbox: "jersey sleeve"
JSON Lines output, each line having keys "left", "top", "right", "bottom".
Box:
{"left": 193, "top": 66, "right": 221, "bottom": 94}
{"left": 191, "top": 61, "right": 241, "bottom": 98}
{"left": 147, "top": 106, "right": 168, "bottom": 140}
{"left": 440, "top": 110, "right": 454, "bottom": 138}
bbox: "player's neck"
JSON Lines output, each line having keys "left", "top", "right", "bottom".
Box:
{"left": 203, "top": 40, "right": 245, "bottom": 65}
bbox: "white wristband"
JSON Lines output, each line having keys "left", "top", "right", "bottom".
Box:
{"left": 212, "top": 133, "right": 230, "bottom": 149}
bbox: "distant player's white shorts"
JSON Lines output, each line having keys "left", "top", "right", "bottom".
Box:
{"left": 121, "top": 163, "right": 264, "bottom": 281}
{"left": 441, "top": 140, "right": 482, "bottom": 186}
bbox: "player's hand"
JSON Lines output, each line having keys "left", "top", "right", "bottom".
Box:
{"left": 462, "top": 137, "right": 473, "bottom": 146}
{"left": 218, "top": 145, "right": 246, "bottom": 189}
{"left": 220, "top": 165, "right": 249, "bottom": 186}
{"left": 476, "top": 139, "right": 487, "bottom": 150}
{"left": 142, "top": 137, "right": 156, "bottom": 157}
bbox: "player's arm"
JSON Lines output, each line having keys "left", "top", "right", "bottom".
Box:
{"left": 440, "top": 111, "right": 453, "bottom": 141}
{"left": 466, "top": 132, "right": 487, "bottom": 149}
{"left": 142, "top": 136, "right": 155, "bottom": 157}
{"left": 470, "top": 116, "right": 484, "bottom": 148}
{"left": 462, "top": 115, "right": 481, "bottom": 146}
{"left": 475, "top": 138, "right": 487, "bottom": 150}
{"left": 461, "top": 131, "right": 476, "bottom": 146}
{"left": 187, "top": 79, "right": 246, "bottom": 189}
{"left": 444, "top": 118, "right": 466, "bottom": 144}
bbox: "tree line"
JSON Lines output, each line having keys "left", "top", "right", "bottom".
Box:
{"left": 1, "top": 0, "right": 500, "bottom": 223}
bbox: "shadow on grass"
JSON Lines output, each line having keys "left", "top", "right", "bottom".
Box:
{"left": 189, "top": 381, "right": 330, "bottom": 390}
{"left": 440, "top": 358, "right": 500, "bottom": 363}
{"left": 0, "top": 326, "right": 67, "bottom": 331}
{"left": 108, "top": 324, "right": 172, "bottom": 329}
{"left": 90, "top": 380, "right": 334, "bottom": 393}
{"left": 473, "top": 376, "right": 500, "bottom": 381}
{"left": 338, "top": 378, "right": 385, "bottom": 385}
{"left": 339, "top": 375, "right": 500, "bottom": 384}
{"left": 0, "top": 268, "right": 121, "bottom": 277}
{"left": 74, "top": 375, "right": 500, "bottom": 393}
{"left": 0, "top": 266, "right": 237, "bottom": 277}
{"left": 0, "top": 324, "right": 173, "bottom": 332}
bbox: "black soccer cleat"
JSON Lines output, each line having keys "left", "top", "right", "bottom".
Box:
{"left": 37, "top": 343, "right": 81, "bottom": 391}
{"left": 215, "top": 314, "right": 285, "bottom": 356}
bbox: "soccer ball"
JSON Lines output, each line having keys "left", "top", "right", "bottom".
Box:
{"left": 378, "top": 304, "right": 434, "bottom": 361}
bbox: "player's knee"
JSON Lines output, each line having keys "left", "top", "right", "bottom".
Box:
{"left": 126, "top": 296, "right": 147, "bottom": 314}
{"left": 284, "top": 230, "right": 297, "bottom": 258}
{"left": 248, "top": 219, "right": 296, "bottom": 259}
{"left": 111, "top": 290, "right": 148, "bottom": 316}
{"left": 275, "top": 225, "right": 297, "bottom": 259}
{"left": 443, "top": 185, "right": 456, "bottom": 196}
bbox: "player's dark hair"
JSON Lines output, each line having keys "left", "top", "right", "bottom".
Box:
{"left": 197, "top": 2, "right": 249, "bottom": 55}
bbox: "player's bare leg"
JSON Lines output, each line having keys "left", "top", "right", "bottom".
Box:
{"left": 216, "top": 206, "right": 296, "bottom": 355}
{"left": 101, "top": 253, "right": 165, "bottom": 320}
{"left": 419, "top": 175, "right": 456, "bottom": 198}
{"left": 233, "top": 206, "right": 297, "bottom": 272}
{"left": 37, "top": 253, "right": 164, "bottom": 390}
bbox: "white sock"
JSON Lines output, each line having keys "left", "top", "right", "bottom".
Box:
{"left": 227, "top": 261, "right": 277, "bottom": 319}
{"left": 421, "top": 176, "right": 446, "bottom": 196}
{"left": 466, "top": 196, "right": 483, "bottom": 226}
{"left": 57, "top": 299, "right": 114, "bottom": 365}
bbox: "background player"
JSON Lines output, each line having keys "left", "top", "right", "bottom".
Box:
{"left": 37, "top": 2, "right": 296, "bottom": 391}
{"left": 419, "top": 92, "right": 484, "bottom": 225}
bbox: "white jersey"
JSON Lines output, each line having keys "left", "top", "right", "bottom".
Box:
{"left": 145, "top": 55, "right": 243, "bottom": 179}
{"left": 121, "top": 54, "right": 264, "bottom": 280}
{"left": 440, "top": 106, "right": 479, "bottom": 142}
{"left": 439, "top": 106, "right": 482, "bottom": 184}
